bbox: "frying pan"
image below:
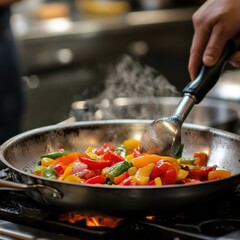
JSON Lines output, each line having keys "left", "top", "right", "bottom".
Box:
{"left": 0, "top": 120, "right": 240, "bottom": 217}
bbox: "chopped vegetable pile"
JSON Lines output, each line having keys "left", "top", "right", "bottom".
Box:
{"left": 34, "top": 139, "right": 231, "bottom": 186}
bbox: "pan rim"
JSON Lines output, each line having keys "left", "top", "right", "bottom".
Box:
{"left": 0, "top": 119, "right": 240, "bottom": 190}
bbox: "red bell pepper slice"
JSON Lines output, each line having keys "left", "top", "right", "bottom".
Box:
{"left": 161, "top": 166, "right": 177, "bottom": 185}
{"left": 53, "top": 164, "right": 65, "bottom": 176}
{"left": 103, "top": 143, "right": 116, "bottom": 151}
{"left": 188, "top": 165, "right": 217, "bottom": 181}
{"left": 132, "top": 148, "right": 141, "bottom": 158}
{"left": 118, "top": 176, "right": 136, "bottom": 186}
{"left": 79, "top": 157, "right": 112, "bottom": 170}
{"left": 92, "top": 143, "right": 116, "bottom": 155}
{"left": 84, "top": 175, "right": 106, "bottom": 184}
{"left": 148, "top": 180, "right": 155, "bottom": 185}
{"left": 150, "top": 160, "right": 170, "bottom": 179}
{"left": 179, "top": 178, "right": 202, "bottom": 184}
{"left": 102, "top": 152, "right": 124, "bottom": 164}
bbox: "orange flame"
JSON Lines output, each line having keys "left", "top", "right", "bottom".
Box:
{"left": 59, "top": 212, "right": 123, "bottom": 228}
{"left": 146, "top": 216, "right": 155, "bottom": 221}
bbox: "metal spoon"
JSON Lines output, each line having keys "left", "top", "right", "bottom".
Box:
{"left": 141, "top": 41, "right": 234, "bottom": 156}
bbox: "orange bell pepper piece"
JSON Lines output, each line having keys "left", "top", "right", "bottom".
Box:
{"left": 52, "top": 152, "right": 81, "bottom": 166}
{"left": 113, "top": 172, "right": 129, "bottom": 185}
{"left": 208, "top": 169, "right": 231, "bottom": 180}
{"left": 131, "top": 154, "right": 177, "bottom": 168}
{"left": 193, "top": 152, "right": 208, "bottom": 166}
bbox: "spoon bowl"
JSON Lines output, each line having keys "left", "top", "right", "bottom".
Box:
{"left": 141, "top": 116, "right": 181, "bottom": 156}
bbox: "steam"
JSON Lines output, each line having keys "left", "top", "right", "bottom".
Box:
{"left": 97, "top": 55, "right": 179, "bottom": 100}
{"left": 71, "top": 55, "right": 180, "bottom": 120}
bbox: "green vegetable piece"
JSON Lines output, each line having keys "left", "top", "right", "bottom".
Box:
{"left": 40, "top": 151, "right": 69, "bottom": 159}
{"left": 34, "top": 166, "right": 46, "bottom": 173}
{"left": 107, "top": 161, "right": 132, "bottom": 182}
{"left": 116, "top": 145, "right": 126, "bottom": 157}
{"left": 175, "top": 144, "right": 184, "bottom": 158}
{"left": 47, "top": 175, "right": 57, "bottom": 180}
{"left": 179, "top": 158, "right": 197, "bottom": 165}
{"left": 43, "top": 166, "right": 57, "bottom": 179}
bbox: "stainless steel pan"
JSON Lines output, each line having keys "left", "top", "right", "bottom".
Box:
{"left": 0, "top": 120, "right": 240, "bottom": 217}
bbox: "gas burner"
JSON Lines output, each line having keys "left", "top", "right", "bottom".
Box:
{"left": 199, "top": 219, "right": 240, "bottom": 236}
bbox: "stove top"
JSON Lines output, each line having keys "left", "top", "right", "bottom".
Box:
{"left": 0, "top": 168, "right": 240, "bottom": 240}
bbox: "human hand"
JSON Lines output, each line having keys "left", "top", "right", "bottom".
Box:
{"left": 188, "top": 0, "right": 240, "bottom": 80}
{"left": 229, "top": 37, "right": 240, "bottom": 68}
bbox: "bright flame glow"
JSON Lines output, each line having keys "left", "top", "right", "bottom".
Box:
{"left": 59, "top": 212, "right": 123, "bottom": 228}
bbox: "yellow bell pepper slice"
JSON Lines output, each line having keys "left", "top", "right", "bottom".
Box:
{"left": 63, "top": 174, "right": 82, "bottom": 183}
{"left": 125, "top": 154, "right": 134, "bottom": 160}
{"left": 132, "top": 154, "right": 177, "bottom": 168}
{"left": 58, "top": 166, "right": 73, "bottom": 181}
{"left": 133, "top": 163, "right": 155, "bottom": 185}
{"left": 85, "top": 147, "right": 98, "bottom": 159}
{"left": 41, "top": 157, "right": 54, "bottom": 167}
{"left": 177, "top": 169, "right": 189, "bottom": 181}
{"left": 123, "top": 139, "right": 140, "bottom": 154}
{"left": 128, "top": 166, "right": 137, "bottom": 176}
{"left": 154, "top": 177, "right": 162, "bottom": 186}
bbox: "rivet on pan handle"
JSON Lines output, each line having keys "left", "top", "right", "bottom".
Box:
{"left": 0, "top": 179, "right": 63, "bottom": 199}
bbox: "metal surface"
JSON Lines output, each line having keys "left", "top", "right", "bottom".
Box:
{"left": 71, "top": 97, "right": 240, "bottom": 133}
{"left": 140, "top": 41, "right": 234, "bottom": 156}
{"left": 0, "top": 219, "right": 79, "bottom": 240}
{"left": 0, "top": 120, "right": 240, "bottom": 217}
{"left": 141, "top": 94, "right": 196, "bottom": 155}
{"left": 207, "top": 69, "right": 240, "bottom": 102}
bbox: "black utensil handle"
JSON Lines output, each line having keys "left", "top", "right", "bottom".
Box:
{"left": 183, "top": 41, "right": 235, "bottom": 103}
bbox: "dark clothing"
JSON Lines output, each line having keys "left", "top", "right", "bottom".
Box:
{"left": 0, "top": 6, "right": 23, "bottom": 144}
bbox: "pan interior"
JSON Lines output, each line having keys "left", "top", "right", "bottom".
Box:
{"left": 1, "top": 121, "right": 240, "bottom": 176}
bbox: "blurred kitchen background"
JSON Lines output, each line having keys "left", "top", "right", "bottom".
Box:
{"left": 9, "top": 0, "right": 240, "bottom": 132}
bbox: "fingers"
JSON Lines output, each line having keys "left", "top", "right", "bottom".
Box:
{"left": 202, "top": 24, "right": 228, "bottom": 67}
{"left": 188, "top": 32, "right": 209, "bottom": 80}
{"left": 188, "top": 2, "right": 214, "bottom": 80}
{"left": 229, "top": 52, "right": 240, "bottom": 68}
{"left": 189, "top": 11, "right": 229, "bottom": 80}
{"left": 188, "top": 9, "right": 212, "bottom": 80}
{"left": 229, "top": 35, "right": 240, "bottom": 67}
{"left": 188, "top": 0, "right": 240, "bottom": 80}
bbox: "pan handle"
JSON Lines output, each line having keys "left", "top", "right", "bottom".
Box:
{"left": 0, "top": 179, "right": 63, "bottom": 199}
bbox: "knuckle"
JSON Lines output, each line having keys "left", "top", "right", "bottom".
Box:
{"left": 192, "top": 12, "right": 203, "bottom": 27}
